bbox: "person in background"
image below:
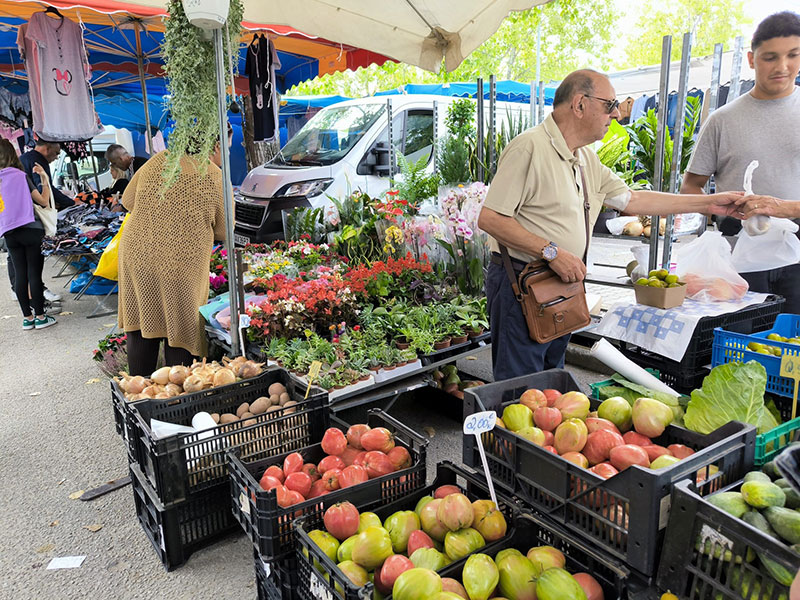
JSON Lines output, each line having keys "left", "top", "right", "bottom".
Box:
{"left": 13, "top": 137, "right": 67, "bottom": 302}
{"left": 104, "top": 144, "right": 147, "bottom": 195}
{"left": 117, "top": 127, "right": 230, "bottom": 376}
{"left": 478, "top": 69, "right": 745, "bottom": 381}
{"left": 0, "top": 139, "right": 56, "bottom": 330}
{"left": 681, "top": 11, "right": 800, "bottom": 313}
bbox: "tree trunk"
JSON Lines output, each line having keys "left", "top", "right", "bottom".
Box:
{"left": 242, "top": 95, "right": 279, "bottom": 171}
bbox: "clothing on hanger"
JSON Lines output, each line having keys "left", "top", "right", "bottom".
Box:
{"left": 617, "top": 97, "right": 634, "bottom": 124}
{"left": 245, "top": 34, "right": 281, "bottom": 142}
{"left": 17, "top": 11, "right": 103, "bottom": 142}
{"left": 62, "top": 140, "right": 88, "bottom": 160}
{"left": 630, "top": 95, "right": 648, "bottom": 123}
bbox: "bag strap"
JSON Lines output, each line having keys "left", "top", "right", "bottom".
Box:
{"left": 498, "top": 162, "right": 592, "bottom": 289}
{"left": 577, "top": 164, "right": 591, "bottom": 264}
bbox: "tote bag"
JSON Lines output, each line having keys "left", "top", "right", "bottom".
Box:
{"left": 33, "top": 188, "right": 58, "bottom": 236}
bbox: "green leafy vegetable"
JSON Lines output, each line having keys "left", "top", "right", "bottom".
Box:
{"left": 684, "top": 361, "right": 774, "bottom": 434}
{"left": 605, "top": 374, "right": 685, "bottom": 424}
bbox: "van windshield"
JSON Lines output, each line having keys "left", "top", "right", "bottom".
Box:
{"left": 272, "top": 104, "right": 386, "bottom": 166}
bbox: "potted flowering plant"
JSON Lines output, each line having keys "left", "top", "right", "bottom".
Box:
{"left": 93, "top": 332, "right": 128, "bottom": 377}
{"left": 209, "top": 247, "right": 228, "bottom": 298}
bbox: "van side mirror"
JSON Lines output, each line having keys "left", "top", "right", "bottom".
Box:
{"left": 357, "top": 141, "right": 393, "bottom": 176}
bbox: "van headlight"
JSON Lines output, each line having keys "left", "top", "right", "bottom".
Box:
{"left": 277, "top": 179, "right": 333, "bottom": 198}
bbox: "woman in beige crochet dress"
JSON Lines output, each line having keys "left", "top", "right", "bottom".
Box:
{"left": 118, "top": 128, "right": 231, "bottom": 376}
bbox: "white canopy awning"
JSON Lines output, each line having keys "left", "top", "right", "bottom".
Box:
{"left": 122, "top": 0, "right": 552, "bottom": 72}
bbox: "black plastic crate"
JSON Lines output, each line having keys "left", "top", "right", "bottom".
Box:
{"left": 111, "top": 380, "right": 140, "bottom": 459}
{"left": 620, "top": 295, "right": 783, "bottom": 386}
{"left": 463, "top": 368, "right": 757, "bottom": 577}
{"left": 229, "top": 408, "right": 428, "bottom": 561}
{"left": 129, "top": 463, "right": 240, "bottom": 571}
{"left": 256, "top": 550, "right": 298, "bottom": 600}
{"left": 294, "top": 461, "right": 519, "bottom": 600}
{"left": 656, "top": 479, "right": 800, "bottom": 599}
{"left": 128, "top": 367, "right": 328, "bottom": 507}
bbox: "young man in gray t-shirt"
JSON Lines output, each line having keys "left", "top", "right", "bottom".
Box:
{"left": 682, "top": 11, "right": 800, "bottom": 313}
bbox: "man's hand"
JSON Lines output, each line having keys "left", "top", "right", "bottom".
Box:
{"left": 548, "top": 248, "right": 586, "bottom": 283}
{"left": 733, "top": 194, "right": 797, "bottom": 220}
{"left": 705, "top": 190, "right": 745, "bottom": 217}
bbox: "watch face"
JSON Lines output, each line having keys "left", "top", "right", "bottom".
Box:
{"left": 543, "top": 244, "right": 557, "bottom": 261}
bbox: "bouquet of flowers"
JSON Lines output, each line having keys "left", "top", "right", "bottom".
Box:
{"left": 93, "top": 332, "right": 128, "bottom": 377}
{"left": 209, "top": 247, "right": 229, "bottom": 297}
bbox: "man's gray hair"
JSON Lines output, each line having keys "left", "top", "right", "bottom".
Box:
{"left": 105, "top": 144, "right": 126, "bottom": 162}
{"left": 553, "top": 70, "right": 599, "bottom": 108}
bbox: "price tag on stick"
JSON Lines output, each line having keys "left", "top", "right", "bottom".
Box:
{"left": 305, "top": 361, "right": 322, "bottom": 399}
{"left": 464, "top": 411, "right": 498, "bottom": 508}
{"left": 779, "top": 353, "right": 800, "bottom": 420}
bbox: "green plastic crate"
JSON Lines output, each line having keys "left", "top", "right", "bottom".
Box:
{"left": 754, "top": 415, "right": 800, "bottom": 466}
{"left": 590, "top": 374, "right": 800, "bottom": 467}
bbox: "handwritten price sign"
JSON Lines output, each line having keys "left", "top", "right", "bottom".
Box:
{"left": 464, "top": 410, "right": 498, "bottom": 507}
{"left": 779, "top": 353, "right": 800, "bottom": 420}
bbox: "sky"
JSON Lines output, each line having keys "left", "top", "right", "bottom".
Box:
{"left": 743, "top": 0, "right": 799, "bottom": 25}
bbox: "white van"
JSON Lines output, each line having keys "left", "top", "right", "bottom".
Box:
{"left": 51, "top": 126, "right": 135, "bottom": 193}
{"left": 233, "top": 95, "right": 531, "bottom": 245}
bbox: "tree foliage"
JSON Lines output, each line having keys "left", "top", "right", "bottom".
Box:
{"left": 618, "top": 0, "right": 749, "bottom": 69}
{"left": 287, "top": 0, "right": 615, "bottom": 97}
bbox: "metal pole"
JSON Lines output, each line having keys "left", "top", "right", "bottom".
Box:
{"left": 537, "top": 80, "right": 544, "bottom": 124}
{"left": 476, "top": 78, "right": 484, "bottom": 183}
{"left": 530, "top": 81, "right": 536, "bottom": 125}
{"left": 489, "top": 74, "right": 496, "bottom": 176}
{"left": 133, "top": 20, "right": 154, "bottom": 153}
{"left": 662, "top": 32, "right": 692, "bottom": 269}
{"left": 534, "top": 19, "right": 541, "bottom": 125}
{"left": 707, "top": 43, "right": 724, "bottom": 117}
{"left": 649, "top": 35, "right": 671, "bottom": 272}
{"left": 88, "top": 138, "right": 101, "bottom": 191}
{"left": 729, "top": 36, "right": 744, "bottom": 102}
{"left": 432, "top": 100, "right": 438, "bottom": 175}
{"left": 386, "top": 98, "right": 395, "bottom": 182}
{"left": 213, "top": 28, "right": 239, "bottom": 355}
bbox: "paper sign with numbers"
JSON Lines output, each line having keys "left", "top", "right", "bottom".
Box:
{"left": 464, "top": 411, "right": 498, "bottom": 508}
{"left": 779, "top": 353, "right": 800, "bottom": 420}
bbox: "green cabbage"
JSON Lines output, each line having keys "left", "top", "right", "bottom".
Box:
{"left": 684, "top": 361, "right": 776, "bottom": 434}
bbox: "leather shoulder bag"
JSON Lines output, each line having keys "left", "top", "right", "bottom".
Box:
{"left": 499, "top": 165, "right": 592, "bottom": 344}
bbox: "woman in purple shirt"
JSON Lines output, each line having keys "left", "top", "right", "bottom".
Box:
{"left": 0, "top": 139, "right": 56, "bottom": 330}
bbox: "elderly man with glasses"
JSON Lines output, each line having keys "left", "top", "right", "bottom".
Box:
{"left": 478, "top": 69, "right": 745, "bottom": 381}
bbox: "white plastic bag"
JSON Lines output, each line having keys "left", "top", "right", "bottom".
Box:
{"left": 732, "top": 218, "right": 800, "bottom": 273}
{"left": 675, "top": 231, "right": 749, "bottom": 302}
{"left": 606, "top": 216, "right": 639, "bottom": 236}
{"left": 629, "top": 244, "right": 651, "bottom": 282}
{"left": 741, "top": 160, "right": 771, "bottom": 236}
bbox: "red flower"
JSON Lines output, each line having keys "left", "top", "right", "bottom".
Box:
{"left": 353, "top": 325, "right": 360, "bottom": 331}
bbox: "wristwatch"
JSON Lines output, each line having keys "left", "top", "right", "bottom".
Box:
{"left": 542, "top": 241, "right": 558, "bottom": 262}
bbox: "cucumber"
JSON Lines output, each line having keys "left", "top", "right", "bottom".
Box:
{"left": 785, "top": 487, "right": 800, "bottom": 510}
{"left": 708, "top": 492, "right": 749, "bottom": 518}
{"left": 742, "top": 510, "right": 779, "bottom": 540}
{"left": 744, "top": 471, "right": 773, "bottom": 484}
{"left": 764, "top": 506, "right": 800, "bottom": 545}
{"left": 741, "top": 481, "right": 787, "bottom": 509}
{"left": 743, "top": 511, "right": 797, "bottom": 585}
{"left": 774, "top": 478, "right": 791, "bottom": 489}
{"left": 762, "top": 460, "right": 781, "bottom": 480}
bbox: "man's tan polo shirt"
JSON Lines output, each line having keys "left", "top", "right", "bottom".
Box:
{"left": 483, "top": 114, "right": 629, "bottom": 263}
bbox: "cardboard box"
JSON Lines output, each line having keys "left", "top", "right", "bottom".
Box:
{"left": 634, "top": 282, "right": 687, "bottom": 309}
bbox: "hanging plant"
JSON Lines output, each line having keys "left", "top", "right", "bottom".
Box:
{"left": 162, "top": 0, "right": 244, "bottom": 188}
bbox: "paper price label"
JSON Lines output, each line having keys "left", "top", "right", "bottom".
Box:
{"left": 780, "top": 353, "right": 800, "bottom": 378}
{"left": 238, "top": 314, "right": 251, "bottom": 329}
{"left": 305, "top": 361, "right": 323, "bottom": 399}
{"left": 239, "top": 492, "right": 250, "bottom": 516}
{"left": 309, "top": 570, "right": 334, "bottom": 600}
{"left": 463, "top": 411, "right": 497, "bottom": 435}
{"left": 261, "top": 559, "right": 271, "bottom": 577}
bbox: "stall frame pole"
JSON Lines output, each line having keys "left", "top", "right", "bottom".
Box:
{"left": 707, "top": 43, "right": 724, "bottom": 118}
{"left": 476, "top": 78, "right": 484, "bottom": 183}
{"left": 534, "top": 18, "right": 541, "bottom": 125}
{"left": 432, "top": 100, "right": 438, "bottom": 174}
{"left": 662, "top": 32, "right": 693, "bottom": 268}
{"left": 133, "top": 20, "right": 154, "bottom": 152}
{"left": 213, "top": 27, "right": 239, "bottom": 355}
{"left": 729, "top": 36, "right": 745, "bottom": 102}
{"left": 648, "top": 35, "right": 672, "bottom": 272}
{"left": 489, "top": 75, "right": 496, "bottom": 176}
{"left": 537, "top": 80, "right": 545, "bottom": 125}
{"left": 386, "top": 98, "right": 395, "bottom": 183}
{"left": 530, "top": 81, "right": 536, "bottom": 125}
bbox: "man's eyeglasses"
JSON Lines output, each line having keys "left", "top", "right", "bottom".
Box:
{"left": 584, "top": 95, "right": 620, "bottom": 114}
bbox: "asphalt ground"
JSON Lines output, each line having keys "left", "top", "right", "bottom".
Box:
{"left": 0, "top": 253, "right": 607, "bottom": 600}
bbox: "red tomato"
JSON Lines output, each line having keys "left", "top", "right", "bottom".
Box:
{"left": 321, "top": 428, "right": 348, "bottom": 456}
{"left": 308, "top": 479, "right": 329, "bottom": 498}
{"left": 283, "top": 452, "right": 304, "bottom": 475}
{"left": 317, "top": 455, "right": 346, "bottom": 474}
{"left": 339, "top": 465, "right": 369, "bottom": 488}
{"left": 363, "top": 451, "right": 395, "bottom": 479}
{"left": 387, "top": 446, "right": 412, "bottom": 470}
{"left": 259, "top": 474, "right": 283, "bottom": 492}
{"left": 339, "top": 446, "right": 361, "bottom": 466}
{"left": 285, "top": 471, "right": 313, "bottom": 497}
{"left": 264, "top": 465, "right": 285, "bottom": 483}
{"left": 323, "top": 501, "right": 360, "bottom": 540}
{"left": 274, "top": 485, "right": 292, "bottom": 508}
{"left": 301, "top": 463, "right": 320, "bottom": 483}
{"left": 321, "top": 469, "right": 342, "bottom": 491}
{"left": 346, "top": 424, "right": 371, "bottom": 450}
{"left": 360, "top": 427, "right": 395, "bottom": 453}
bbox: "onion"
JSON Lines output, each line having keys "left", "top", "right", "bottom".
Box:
{"left": 165, "top": 383, "right": 183, "bottom": 397}
{"left": 213, "top": 368, "right": 236, "bottom": 387}
{"left": 142, "top": 385, "right": 160, "bottom": 398}
{"left": 151, "top": 367, "right": 171, "bottom": 385}
{"left": 117, "top": 373, "right": 130, "bottom": 392}
{"left": 127, "top": 376, "right": 148, "bottom": 395}
{"left": 183, "top": 374, "right": 204, "bottom": 393}
{"left": 238, "top": 361, "right": 263, "bottom": 379}
{"left": 155, "top": 393, "right": 170, "bottom": 399}
{"left": 168, "top": 365, "right": 189, "bottom": 385}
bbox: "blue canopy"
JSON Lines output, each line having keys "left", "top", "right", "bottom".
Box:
{"left": 374, "top": 80, "right": 557, "bottom": 105}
